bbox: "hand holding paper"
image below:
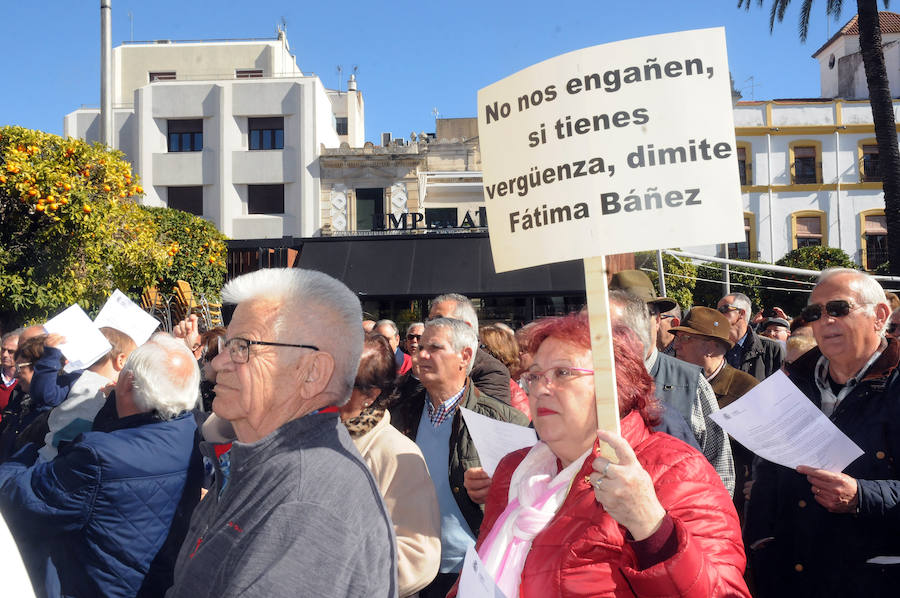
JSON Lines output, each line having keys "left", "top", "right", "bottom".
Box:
{"left": 709, "top": 370, "right": 863, "bottom": 472}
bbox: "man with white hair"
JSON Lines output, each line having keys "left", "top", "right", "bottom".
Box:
{"left": 391, "top": 317, "right": 528, "bottom": 598}
{"left": 717, "top": 292, "right": 784, "bottom": 381}
{"left": 168, "top": 268, "right": 396, "bottom": 598}
{"left": 746, "top": 268, "right": 900, "bottom": 597}
{"left": 428, "top": 293, "right": 511, "bottom": 403}
{"left": 0, "top": 333, "right": 202, "bottom": 598}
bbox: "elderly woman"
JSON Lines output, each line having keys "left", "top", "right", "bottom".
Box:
{"left": 454, "top": 312, "right": 748, "bottom": 597}
{"left": 479, "top": 323, "right": 530, "bottom": 418}
{"left": 339, "top": 333, "right": 441, "bottom": 598}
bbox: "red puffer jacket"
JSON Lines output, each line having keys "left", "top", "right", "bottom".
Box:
{"left": 456, "top": 410, "right": 749, "bottom": 597}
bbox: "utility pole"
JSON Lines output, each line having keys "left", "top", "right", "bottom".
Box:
{"left": 101, "top": 0, "right": 113, "bottom": 147}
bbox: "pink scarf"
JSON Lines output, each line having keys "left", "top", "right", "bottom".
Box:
{"left": 478, "top": 442, "right": 590, "bottom": 598}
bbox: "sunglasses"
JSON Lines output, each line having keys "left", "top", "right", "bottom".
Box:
{"left": 717, "top": 305, "right": 740, "bottom": 314}
{"left": 406, "top": 334, "right": 421, "bottom": 341}
{"left": 800, "top": 300, "right": 864, "bottom": 323}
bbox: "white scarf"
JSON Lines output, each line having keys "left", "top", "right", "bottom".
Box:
{"left": 478, "top": 442, "right": 590, "bottom": 598}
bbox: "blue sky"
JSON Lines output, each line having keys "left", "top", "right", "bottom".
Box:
{"left": 1, "top": 1, "right": 856, "bottom": 144}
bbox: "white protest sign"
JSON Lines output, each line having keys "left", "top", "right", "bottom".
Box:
{"left": 478, "top": 27, "right": 744, "bottom": 272}
{"left": 43, "top": 304, "right": 112, "bottom": 372}
{"left": 93, "top": 289, "right": 160, "bottom": 346}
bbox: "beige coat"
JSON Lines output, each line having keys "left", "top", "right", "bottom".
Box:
{"left": 352, "top": 410, "right": 441, "bottom": 597}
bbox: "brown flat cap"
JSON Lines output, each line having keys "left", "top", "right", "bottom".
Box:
{"left": 609, "top": 270, "right": 677, "bottom": 313}
{"left": 670, "top": 306, "right": 734, "bottom": 348}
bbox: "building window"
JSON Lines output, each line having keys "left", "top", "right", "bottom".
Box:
{"left": 236, "top": 69, "right": 263, "bottom": 78}
{"left": 167, "top": 186, "right": 203, "bottom": 215}
{"left": 426, "top": 208, "right": 458, "bottom": 228}
{"left": 167, "top": 119, "right": 203, "bottom": 152}
{"left": 860, "top": 140, "right": 881, "bottom": 182}
{"left": 248, "top": 184, "right": 284, "bottom": 214}
{"left": 736, "top": 142, "right": 751, "bottom": 186}
{"left": 149, "top": 71, "right": 176, "bottom": 82}
{"left": 335, "top": 117, "right": 348, "bottom": 136}
{"left": 861, "top": 210, "right": 888, "bottom": 270}
{"left": 356, "top": 188, "right": 384, "bottom": 230}
{"left": 727, "top": 215, "right": 754, "bottom": 259}
{"left": 789, "top": 142, "right": 821, "bottom": 184}
{"left": 792, "top": 211, "right": 826, "bottom": 249}
{"left": 249, "top": 117, "right": 284, "bottom": 150}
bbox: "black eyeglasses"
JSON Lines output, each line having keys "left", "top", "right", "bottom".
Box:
{"left": 406, "top": 334, "right": 421, "bottom": 341}
{"left": 218, "top": 337, "right": 319, "bottom": 364}
{"left": 800, "top": 300, "right": 865, "bottom": 323}
{"left": 717, "top": 305, "right": 740, "bottom": 314}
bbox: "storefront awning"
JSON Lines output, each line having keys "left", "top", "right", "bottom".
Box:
{"left": 296, "top": 234, "right": 586, "bottom": 297}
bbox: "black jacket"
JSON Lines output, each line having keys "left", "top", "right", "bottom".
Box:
{"left": 390, "top": 378, "right": 528, "bottom": 537}
{"left": 735, "top": 327, "right": 784, "bottom": 382}
{"left": 745, "top": 340, "right": 900, "bottom": 597}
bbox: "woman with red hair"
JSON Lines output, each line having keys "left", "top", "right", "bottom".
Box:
{"left": 451, "top": 312, "right": 749, "bottom": 597}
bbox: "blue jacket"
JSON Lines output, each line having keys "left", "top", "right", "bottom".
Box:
{"left": 745, "top": 339, "right": 900, "bottom": 597}
{"left": 0, "top": 405, "right": 200, "bottom": 598}
{"left": 30, "top": 347, "right": 80, "bottom": 412}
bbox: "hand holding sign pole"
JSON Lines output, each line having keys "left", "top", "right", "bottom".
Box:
{"left": 478, "top": 28, "right": 744, "bottom": 457}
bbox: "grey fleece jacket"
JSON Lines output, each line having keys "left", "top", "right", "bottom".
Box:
{"left": 167, "top": 412, "right": 398, "bottom": 598}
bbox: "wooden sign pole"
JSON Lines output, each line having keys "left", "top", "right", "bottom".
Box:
{"left": 584, "top": 255, "right": 620, "bottom": 462}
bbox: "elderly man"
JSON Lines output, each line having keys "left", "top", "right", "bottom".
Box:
{"left": 405, "top": 322, "right": 424, "bottom": 354}
{"left": 745, "top": 268, "right": 900, "bottom": 597}
{"left": 0, "top": 330, "right": 21, "bottom": 412}
{"left": 717, "top": 293, "right": 784, "bottom": 381}
{"left": 609, "top": 290, "right": 735, "bottom": 494}
{"left": 375, "top": 319, "right": 412, "bottom": 374}
{"left": 607, "top": 269, "right": 680, "bottom": 355}
{"left": 168, "top": 268, "right": 396, "bottom": 598}
{"left": 0, "top": 334, "right": 202, "bottom": 598}
{"left": 428, "top": 293, "right": 511, "bottom": 403}
{"left": 391, "top": 317, "right": 528, "bottom": 598}
{"left": 657, "top": 304, "right": 682, "bottom": 355}
{"left": 759, "top": 317, "right": 791, "bottom": 343}
{"left": 671, "top": 306, "right": 759, "bottom": 513}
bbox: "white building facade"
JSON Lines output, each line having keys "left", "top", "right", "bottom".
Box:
{"left": 692, "top": 12, "right": 900, "bottom": 270}
{"left": 64, "top": 33, "right": 364, "bottom": 240}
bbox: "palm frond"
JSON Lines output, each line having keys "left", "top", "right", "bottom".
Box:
{"left": 799, "top": 0, "right": 814, "bottom": 41}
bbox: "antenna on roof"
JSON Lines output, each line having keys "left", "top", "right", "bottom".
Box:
{"left": 336, "top": 65, "right": 343, "bottom": 93}
{"left": 432, "top": 107, "right": 440, "bottom": 120}
{"left": 128, "top": 10, "right": 134, "bottom": 42}
{"left": 742, "top": 76, "right": 762, "bottom": 101}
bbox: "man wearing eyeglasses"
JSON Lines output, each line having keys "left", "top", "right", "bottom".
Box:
{"left": 716, "top": 293, "right": 784, "bottom": 382}
{"left": 745, "top": 268, "right": 900, "bottom": 598}
{"left": 168, "top": 268, "right": 397, "bottom": 598}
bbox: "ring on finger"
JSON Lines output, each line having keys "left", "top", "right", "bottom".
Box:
{"left": 601, "top": 461, "right": 611, "bottom": 478}
{"left": 591, "top": 477, "right": 602, "bottom": 490}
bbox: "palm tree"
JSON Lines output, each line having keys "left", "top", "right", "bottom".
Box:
{"left": 739, "top": 0, "right": 900, "bottom": 274}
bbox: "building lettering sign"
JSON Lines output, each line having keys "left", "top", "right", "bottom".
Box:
{"left": 478, "top": 28, "right": 744, "bottom": 272}
{"left": 370, "top": 208, "right": 487, "bottom": 230}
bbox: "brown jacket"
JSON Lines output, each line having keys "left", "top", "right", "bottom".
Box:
{"left": 710, "top": 363, "right": 759, "bottom": 409}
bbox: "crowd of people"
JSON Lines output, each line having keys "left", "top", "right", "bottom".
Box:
{"left": 0, "top": 265, "right": 896, "bottom": 597}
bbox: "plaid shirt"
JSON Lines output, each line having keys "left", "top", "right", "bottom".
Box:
{"left": 424, "top": 386, "right": 466, "bottom": 427}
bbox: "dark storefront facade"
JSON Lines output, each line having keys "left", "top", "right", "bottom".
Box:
{"left": 225, "top": 232, "right": 635, "bottom": 329}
